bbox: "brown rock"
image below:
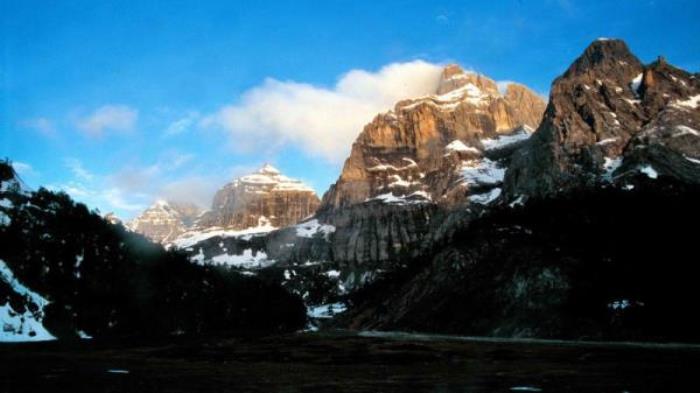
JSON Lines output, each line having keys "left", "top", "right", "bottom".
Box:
{"left": 321, "top": 64, "right": 546, "bottom": 211}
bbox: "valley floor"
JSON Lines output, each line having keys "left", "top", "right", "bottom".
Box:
{"left": 2, "top": 331, "right": 699, "bottom": 393}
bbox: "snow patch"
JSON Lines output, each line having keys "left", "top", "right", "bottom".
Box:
{"left": 171, "top": 217, "right": 276, "bottom": 249}
{"left": 673, "top": 94, "right": 700, "bottom": 109}
{"left": 481, "top": 127, "right": 532, "bottom": 151}
{"left": 107, "top": 369, "right": 130, "bottom": 374}
{"left": 469, "top": 188, "right": 502, "bottom": 205}
{"left": 367, "top": 157, "right": 418, "bottom": 172}
{"left": 603, "top": 157, "right": 622, "bottom": 179}
{"left": 445, "top": 140, "right": 480, "bottom": 154}
{"left": 684, "top": 155, "right": 700, "bottom": 164}
{"left": 630, "top": 73, "right": 643, "bottom": 96}
{"left": 324, "top": 270, "right": 341, "bottom": 278}
{"left": 367, "top": 191, "right": 430, "bottom": 205}
{"left": 295, "top": 219, "right": 336, "bottom": 239}
{"left": 460, "top": 158, "right": 505, "bottom": 186}
{"left": 509, "top": 195, "right": 525, "bottom": 208}
{"left": 639, "top": 165, "right": 658, "bottom": 179}
{"left": 673, "top": 125, "right": 700, "bottom": 138}
{"left": 206, "top": 249, "right": 274, "bottom": 269}
{"left": 596, "top": 138, "right": 618, "bottom": 145}
{"left": 307, "top": 302, "right": 347, "bottom": 319}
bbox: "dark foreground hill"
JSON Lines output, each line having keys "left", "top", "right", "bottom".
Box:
{"left": 0, "top": 161, "right": 306, "bottom": 340}
{"left": 339, "top": 176, "right": 700, "bottom": 342}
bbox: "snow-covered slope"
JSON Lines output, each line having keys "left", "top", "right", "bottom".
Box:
{"left": 1, "top": 259, "right": 55, "bottom": 342}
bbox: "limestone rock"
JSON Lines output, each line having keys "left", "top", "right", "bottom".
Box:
{"left": 321, "top": 64, "right": 546, "bottom": 211}
{"left": 197, "top": 164, "right": 320, "bottom": 230}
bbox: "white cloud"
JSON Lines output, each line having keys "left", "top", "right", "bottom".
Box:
{"left": 158, "top": 176, "right": 221, "bottom": 209}
{"left": 201, "top": 60, "right": 445, "bottom": 162}
{"left": 11, "top": 162, "right": 37, "bottom": 177}
{"left": 64, "top": 158, "right": 94, "bottom": 181}
{"left": 76, "top": 105, "right": 138, "bottom": 136}
{"left": 435, "top": 14, "right": 449, "bottom": 24}
{"left": 20, "top": 117, "right": 56, "bottom": 136}
{"left": 163, "top": 111, "right": 200, "bottom": 137}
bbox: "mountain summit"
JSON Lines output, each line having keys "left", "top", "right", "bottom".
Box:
{"left": 505, "top": 38, "right": 700, "bottom": 199}
{"left": 197, "top": 164, "right": 320, "bottom": 230}
{"left": 320, "top": 64, "right": 546, "bottom": 210}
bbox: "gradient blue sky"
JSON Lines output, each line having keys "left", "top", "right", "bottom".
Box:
{"left": 2, "top": 0, "right": 699, "bottom": 218}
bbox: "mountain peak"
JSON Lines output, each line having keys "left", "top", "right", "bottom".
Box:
{"left": 564, "top": 38, "right": 642, "bottom": 77}
{"left": 153, "top": 199, "right": 170, "bottom": 208}
{"left": 258, "top": 163, "right": 280, "bottom": 175}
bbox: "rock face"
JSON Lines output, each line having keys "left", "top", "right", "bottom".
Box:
{"left": 505, "top": 39, "right": 700, "bottom": 199}
{"left": 321, "top": 64, "right": 546, "bottom": 210}
{"left": 128, "top": 200, "right": 202, "bottom": 244}
{"left": 198, "top": 164, "right": 320, "bottom": 230}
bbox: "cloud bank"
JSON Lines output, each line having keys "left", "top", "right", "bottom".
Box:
{"left": 201, "top": 60, "right": 445, "bottom": 162}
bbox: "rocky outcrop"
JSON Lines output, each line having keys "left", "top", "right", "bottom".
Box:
{"left": 128, "top": 200, "right": 202, "bottom": 243}
{"left": 321, "top": 64, "right": 546, "bottom": 211}
{"left": 198, "top": 164, "right": 320, "bottom": 230}
{"left": 505, "top": 39, "right": 700, "bottom": 200}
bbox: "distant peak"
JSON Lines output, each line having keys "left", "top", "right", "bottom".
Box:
{"left": 440, "top": 64, "right": 467, "bottom": 79}
{"left": 258, "top": 163, "right": 281, "bottom": 175}
{"left": 153, "top": 199, "right": 170, "bottom": 208}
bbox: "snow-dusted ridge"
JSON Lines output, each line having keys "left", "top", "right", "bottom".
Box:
{"left": 171, "top": 216, "right": 277, "bottom": 249}
{"left": 232, "top": 164, "right": 315, "bottom": 193}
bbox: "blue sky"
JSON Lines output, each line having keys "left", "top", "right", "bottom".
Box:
{"left": 2, "top": 0, "right": 699, "bottom": 218}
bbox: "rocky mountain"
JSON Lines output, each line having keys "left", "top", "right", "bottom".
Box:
{"left": 198, "top": 164, "right": 320, "bottom": 230}
{"left": 321, "top": 64, "right": 546, "bottom": 210}
{"left": 128, "top": 200, "right": 202, "bottom": 243}
{"left": 334, "top": 39, "right": 700, "bottom": 340}
{"left": 154, "top": 40, "right": 700, "bottom": 338}
{"left": 129, "top": 164, "right": 320, "bottom": 246}
{"left": 175, "top": 65, "right": 547, "bottom": 315}
{"left": 505, "top": 39, "right": 700, "bottom": 200}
